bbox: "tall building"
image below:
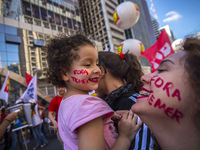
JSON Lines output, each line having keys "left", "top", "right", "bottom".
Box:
{"left": 0, "top": 0, "right": 102, "bottom": 105}
{"left": 151, "top": 15, "right": 160, "bottom": 39}
{"left": 159, "top": 25, "right": 175, "bottom": 43}
{"left": 78, "top": 0, "right": 126, "bottom": 51}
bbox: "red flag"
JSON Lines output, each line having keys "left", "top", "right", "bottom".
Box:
{"left": 142, "top": 29, "right": 174, "bottom": 72}
{"left": 25, "top": 72, "right": 33, "bottom": 85}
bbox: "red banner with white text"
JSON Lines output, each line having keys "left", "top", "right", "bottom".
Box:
{"left": 142, "top": 29, "right": 174, "bottom": 72}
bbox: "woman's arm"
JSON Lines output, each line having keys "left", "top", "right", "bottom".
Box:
{"left": 38, "top": 105, "right": 46, "bottom": 118}
{"left": 0, "top": 112, "right": 18, "bottom": 139}
{"left": 38, "top": 105, "right": 46, "bottom": 111}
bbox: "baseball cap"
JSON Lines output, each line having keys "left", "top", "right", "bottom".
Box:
{"left": 15, "top": 99, "right": 23, "bottom": 104}
{"left": 28, "top": 99, "right": 35, "bottom": 103}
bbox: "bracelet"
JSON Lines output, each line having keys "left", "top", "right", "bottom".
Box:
{"left": 3, "top": 118, "right": 11, "bottom": 123}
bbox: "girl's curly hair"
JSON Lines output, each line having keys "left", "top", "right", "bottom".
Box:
{"left": 43, "top": 33, "right": 95, "bottom": 87}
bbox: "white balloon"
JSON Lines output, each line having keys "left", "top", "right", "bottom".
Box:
{"left": 118, "top": 39, "right": 145, "bottom": 59}
{"left": 113, "top": 1, "right": 140, "bottom": 29}
{"left": 171, "top": 39, "right": 184, "bottom": 52}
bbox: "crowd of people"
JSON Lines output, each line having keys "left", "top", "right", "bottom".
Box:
{"left": 0, "top": 32, "right": 200, "bottom": 150}
{"left": 0, "top": 87, "right": 66, "bottom": 150}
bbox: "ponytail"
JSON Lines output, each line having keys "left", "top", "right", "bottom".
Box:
{"left": 124, "top": 53, "right": 143, "bottom": 93}
{"left": 98, "top": 51, "right": 143, "bottom": 93}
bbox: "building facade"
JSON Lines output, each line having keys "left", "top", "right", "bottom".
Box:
{"left": 78, "top": 0, "right": 126, "bottom": 52}
{"left": 159, "top": 25, "right": 175, "bottom": 43}
{"left": 151, "top": 15, "right": 160, "bottom": 39}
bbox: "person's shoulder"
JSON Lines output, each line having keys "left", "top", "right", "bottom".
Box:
{"left": 68, "top": 95, "right": 106, "bottom": 105}
{"left": 82, "top": 95, "right": 104, "bottom": 102}
{"left": 50, "top": 96, "right": 57, "bottom": 102}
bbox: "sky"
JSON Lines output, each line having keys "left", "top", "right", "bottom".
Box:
{"left": 145, "top": 0, "right": 200, "bottom": 39}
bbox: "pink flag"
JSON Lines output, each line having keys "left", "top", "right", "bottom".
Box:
{"left": 0, "top": 70, "right": 10, "bottom": 103}
{"left": 20, "top": 73, "right": 38, "bottom": 104}
{"left": 142, "top": 29, "right": 174, "bottom": 72}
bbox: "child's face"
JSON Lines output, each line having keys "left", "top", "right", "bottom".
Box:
{"left": 63, "top": 44, "right": 101, "bottom": 94}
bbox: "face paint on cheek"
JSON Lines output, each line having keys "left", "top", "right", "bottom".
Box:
{"left": 150, "top": 75, "right": 158, "bottom": 86}
{"left": 171, "top": 109, "right": 183, "bottom": 124}
{"left": 74, "top": 69, "right": 88, "bottom": 75}
{"left": 154, "top": 77, "right": 164, "bottom": 88}
{"left": 149, "top": 94, "right": 184, "bottom": 124}
{"left": 71, "top": 76, "right": 88, "bottom": 84}
{"left": 152, "top": 76, "right": 181, "bottom": 102}
{"left": 154, "top": 98, "right": 166, "bottom": 110}
{"left": 149, "top": 76, "right": 184, "bottom": 124}
{"left": 163, "top": 82, "right": 173, "bottom": 97}
{"left": 148, "top": 94, "right": 155, "bottom": 105}
{"left": 172, "top": 89, "right": 181, "bottom": 101}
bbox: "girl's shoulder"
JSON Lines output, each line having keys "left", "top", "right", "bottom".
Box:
{"left": 63, "top": 94, "right": 102, "bottom": 102}
{"left": 62, "top": 94, "right": 110, "bottom": 110}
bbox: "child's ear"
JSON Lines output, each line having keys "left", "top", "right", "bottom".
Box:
{"left": 61, "top": 72, "right": 70, "bottom": 82}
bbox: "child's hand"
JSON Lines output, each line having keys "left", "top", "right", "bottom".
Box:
{"left": 111, "top": 110, "right": 126, "bottom": 123}
{"left": 117, "top": 110, "right": 142, "bottom": 143}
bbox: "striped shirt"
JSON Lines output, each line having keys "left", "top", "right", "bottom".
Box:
{"left": 129, "top": 94, "right": 154, "bottom": 150}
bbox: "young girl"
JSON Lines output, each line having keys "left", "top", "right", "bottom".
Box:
{"left": 44, "top": 33, "right": 142, "bottom": 150}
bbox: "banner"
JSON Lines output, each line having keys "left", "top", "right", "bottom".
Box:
{"left": 0, "top": 70, "right": 10, "bottom": 103}
{"left": 8, "top": 103, "right": 32, "bottom": 131}
{"left": 142, "top": 29, "right": 174, "bottom": 72}
{"left": 19, "top": 73, "right": 37, "bottom": 103}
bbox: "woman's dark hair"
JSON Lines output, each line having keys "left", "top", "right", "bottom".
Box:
{"left": 182, "top": 37, "right": 200, "bottom": 129}
{"left": 31, "top": 103, "right": 36, "bottom": 110}
{"left": 44, "top": 33, "right": 95, "bottom": 87}
{"left": 98, "top": 51, "right": 143, "bottom": 92}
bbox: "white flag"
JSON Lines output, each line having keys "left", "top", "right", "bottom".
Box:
{"left": 104, "top": 44, "right": 109, "bottom": 51}
{"left": 110, "top": 43, "right": 114, "bottom": 52}
{"left": 0, "top": 70, "right": 10, "bottom": 103}
{"left": 20, "top": 73, "right": 37, "bottom": 103}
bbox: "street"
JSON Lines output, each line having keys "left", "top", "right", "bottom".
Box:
{"left": 0, "top": 131, "right": 62, "bottom": 150}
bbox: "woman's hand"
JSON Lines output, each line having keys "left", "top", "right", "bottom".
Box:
{"left": 5, "top": 112, "right": 18, "bottom": 122}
